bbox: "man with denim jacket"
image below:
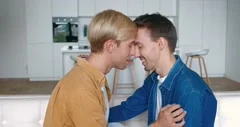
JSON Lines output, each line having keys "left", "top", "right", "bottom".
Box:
{"left": 109, "top": 13, "right": 217, "bottom": 127}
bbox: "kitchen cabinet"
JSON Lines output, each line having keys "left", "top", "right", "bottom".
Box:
{"left": 202, "top": 0, "right": 227, "bottom": 76}
{"left": 23, "top": 0, "right": 228, "bottom": 80}
{"left": 143, "top": 0, "right": 177, "bottom": 15}
{"left": 127, "top": 0, "right": 144, "bottom": 16}
{"left": 25, "top": 0, "right": 52, "bottom": 43}
{"left": 52, "top": 0, "right": 78, "bottom": 17}
{"left": 159, "top": 0, "right": 177, "bottom": 16}
{"left": 78, "top": 0, "right": 95, "bottom": 16}
{"left": 95, "top": 0, "right": 127, "bottom": 15}
{"left": 28, "top": 43, "right": 54, "bottom": 80}
{"left": 179, "top": 0, "right": 227, "bottom": 77}
{"left": 53, "top": 43, "right": 78, "bottom": 78}
{"left": 179, "top": 0, "right": 203, "bottom": 46}
{"left": 143, "top": 0, "right": 159, "bottom": 14}
{"left": 26, "top": 0, "right": 54, "bottom": 80}
{"left": 79, "top": 0, "right": 177, "bottom": 17}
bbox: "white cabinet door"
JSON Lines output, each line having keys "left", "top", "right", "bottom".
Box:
{"left": 53, "top": 43, "right": 78, "bottom": 78}
{"left": 159, "top": 0, "right": 177, "bottom": 16}
{"left": 28, "top": 43, "right": 53, "bottom": 78}
{"left": 95, "top": 0, "right": 127, "bottom": 15}
{"left": 127, "top": 0, "right": 143, "bottom": 16}
{"left": 25, "top": 0, "right": 52, "bottom": 43}
{"left": 53, "top": 43, "right": 66, "bottom": 78}
{"left": 52, "top": 0, "right": 78, "bottom": 17}
{"left": 202, "top": 0, "right": 227, "bottom": 76}
{"left": 78, "top": 0, "right": 95, "bottom": 16}
{"left": 179, "top": 0, "right": 203, "bottom": 46}
{"left": 143, "top": 0, "right": 159, "bottom": 14}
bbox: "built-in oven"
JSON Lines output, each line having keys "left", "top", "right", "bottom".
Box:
{"left": 52, "top": 17, "right": 78, "bottom": 42}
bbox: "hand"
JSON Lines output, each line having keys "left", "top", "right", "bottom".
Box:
{"left": 78, "top": 54, "right": 89, "bottom": 59}
{"left": 151, "top": 104, "right": 186, "bottom": 127}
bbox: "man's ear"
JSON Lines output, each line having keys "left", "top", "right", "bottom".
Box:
{"left": 104, "top": 39, "right": 117, "bottom": 53}
{"left": 157, "top": 37, "right": 167, "bottom": 50}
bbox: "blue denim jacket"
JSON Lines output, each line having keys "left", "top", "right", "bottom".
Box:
{"left": 109, "top": 55, "right": 217, "bottom": 127}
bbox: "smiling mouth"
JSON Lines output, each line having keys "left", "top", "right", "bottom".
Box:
{"left": 139, "top": 57, "right": 145, "bottom": 62}
{"left": 130, "top": 56, "right": 135, "bottom": 60}
{"left": 126, "top": 59, "right": 131, "bottom": 63}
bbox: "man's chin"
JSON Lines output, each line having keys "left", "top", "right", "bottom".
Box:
{"left": 144, "top": 69, "right": 150, "bottom": 71}
{"left": 144, "top": 67, "right": 151, "bottom": 72}
{"left": 116, "top": 65, "right": 128, "bottom": 70}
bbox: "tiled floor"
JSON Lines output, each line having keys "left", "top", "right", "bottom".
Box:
{"left": 0, "top": 77, "right": 239, "bottom": 95}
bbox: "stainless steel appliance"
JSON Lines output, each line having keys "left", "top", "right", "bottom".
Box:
{"left": 52, "top": 17, "right": 78, "bottom": 42}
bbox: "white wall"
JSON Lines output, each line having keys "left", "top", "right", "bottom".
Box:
{"left": 225, "top": 0, "right": 240, "bottom": 82}
{"left": 0, "top": 0, "right": 28, "bottom": 78}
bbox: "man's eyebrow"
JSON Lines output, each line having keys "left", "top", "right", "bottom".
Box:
{"left": 133, "top": 41, "right": 139, "bottom": 44}
{"left": 135, "top": 41, "right": 142, "bottom": 46}
{"left": 131, "top": 41, "right": 137, "bottom": 45}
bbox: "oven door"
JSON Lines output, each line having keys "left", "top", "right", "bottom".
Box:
{"left": 53, "top": 17, "right": 78, "bottom": 42}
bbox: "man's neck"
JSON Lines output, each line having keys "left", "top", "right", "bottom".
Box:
{"left": 86, "top": 53, "right": 112, "bottom": 75}
{"left": 155, "top": 54, "right": 176, "bottom": 78}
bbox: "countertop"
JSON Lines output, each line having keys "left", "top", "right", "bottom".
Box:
{"left": 1, "top": 77, "right": 240, "bottom": 95}
{"left": 61, "top": 45, "right": 91, "bottom": 53}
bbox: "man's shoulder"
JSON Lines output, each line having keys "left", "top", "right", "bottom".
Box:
{"left": 179, "top": 66, "right": 208, "bottom": 86}
{"left": 55, "top": 68, "right": 97, "bottom": 96}
{"left": 173, "top": 67, "right": 213, "bottom": 96}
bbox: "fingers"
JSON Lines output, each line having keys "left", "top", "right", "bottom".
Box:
{"left": 173, "top": 111, "right": 187, "bottom": 122}
{"left": 167, "top": 104, "right": 181, "bottom": 113}
{"left": 176, "top": 118, "right": 185, "bottom": 127}
{"left": 161, "top": 104, "right": 172, "bottom": 111}
{"left": 172, "top": 107, "right": 184, "bottom": 118}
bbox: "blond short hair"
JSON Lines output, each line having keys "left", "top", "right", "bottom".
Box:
{"left": 88, "top": 10, "right": 137, "bottom": 53}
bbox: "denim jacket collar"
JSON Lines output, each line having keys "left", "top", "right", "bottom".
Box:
{"left": 150, "top": 55, "right": 185, "bottom": 90}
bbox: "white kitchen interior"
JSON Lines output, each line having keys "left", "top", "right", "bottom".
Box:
{"left": 1, "top": 0, "right": 239, "bottom": 85}
{"left": 0, "top": 0, "right": 240, "bottom": 127}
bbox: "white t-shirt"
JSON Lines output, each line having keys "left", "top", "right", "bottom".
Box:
{"left": 101, "top": 85, "right": 109, "bottom": 123}
{"left": 155, "top": 75, "right": 167, "bottom": 120}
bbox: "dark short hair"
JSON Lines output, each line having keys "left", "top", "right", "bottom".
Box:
{"left": 134, "top": 13, "right": 177, "bottom": 52}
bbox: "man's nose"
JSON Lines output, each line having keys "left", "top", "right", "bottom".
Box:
{"left": 134, "top": 46, "right": 140, "bottom": 58}
{"left": 130, "top": 45, "right": 135, "bottom": 56}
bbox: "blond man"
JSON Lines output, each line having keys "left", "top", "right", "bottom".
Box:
{"left": 44, "top": 10, "right": 137, "bottom": 127}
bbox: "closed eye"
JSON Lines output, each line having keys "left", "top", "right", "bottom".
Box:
{"left": 138, "top": 44, "right": 142, "bottom": 49}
